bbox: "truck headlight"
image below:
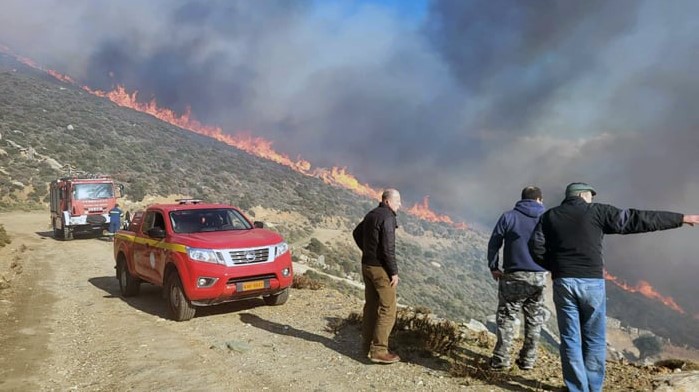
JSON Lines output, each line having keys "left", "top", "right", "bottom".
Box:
{"left": 274, "top": 242, "right": 289, "bottom": 258}
{"left": 188, "top": 248, "right": 224, "bottom": 265}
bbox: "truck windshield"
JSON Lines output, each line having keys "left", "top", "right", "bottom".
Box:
{"left": 169, "top": 208, "right": 252, "bottom": 233}
{"left": 73, "top": 183, "right": 114, "bottom": 200}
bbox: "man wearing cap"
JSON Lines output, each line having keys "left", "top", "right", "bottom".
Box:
{"left": 528, "top": 182, "right": 699, "bottom": 392}
{"left": 487, "top": 186, "right": 548, "bottom": 371}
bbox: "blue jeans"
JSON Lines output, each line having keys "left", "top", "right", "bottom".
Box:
{"left": 553, "top": 278, "right": 606, "bottom": 392}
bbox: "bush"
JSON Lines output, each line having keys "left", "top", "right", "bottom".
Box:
{"left": 634, "top": 335, "right": 662, "bottom": 358}
{"left": 0, "top": 224, "right": 11, "bottom": 247}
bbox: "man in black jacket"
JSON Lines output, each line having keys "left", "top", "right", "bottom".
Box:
{"left": 528, "top": 182, "right": 699, "bottom": 392}
{"left": 353, "top": 189, "right": 401, "bottom": 364}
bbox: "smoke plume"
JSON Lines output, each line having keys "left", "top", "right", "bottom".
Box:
{"left": 2, "top": 0, "right": 699, "bottom": 314}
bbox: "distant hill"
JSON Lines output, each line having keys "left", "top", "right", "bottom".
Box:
{"left": 1, "top": 53, "right": 697, "bottom": 349}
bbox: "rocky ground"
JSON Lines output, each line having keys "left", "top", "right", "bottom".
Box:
{"left": 1, "top": 211, "right": 696, "bottom": 391}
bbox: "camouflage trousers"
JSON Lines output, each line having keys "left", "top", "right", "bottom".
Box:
{"left": 491, "top": 271, "right": 547, "bottom": 368}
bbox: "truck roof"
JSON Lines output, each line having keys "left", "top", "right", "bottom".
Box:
{"left": 146, "top": 202, "right": 241, "bottom": 212}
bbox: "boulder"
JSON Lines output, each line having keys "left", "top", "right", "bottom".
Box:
{"left": 653, "top": 371, "right": 699, "bottom": 391}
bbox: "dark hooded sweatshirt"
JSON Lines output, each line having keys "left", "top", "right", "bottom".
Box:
{"left": 528, "top": 196, "right": 684, "bottom": 279}
{"left": 488, "top": 199, "right": 546, "bottom": 273}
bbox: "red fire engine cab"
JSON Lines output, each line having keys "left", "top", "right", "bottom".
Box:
{"left": 49, "top": 175, "right": 123, "bottom": 240}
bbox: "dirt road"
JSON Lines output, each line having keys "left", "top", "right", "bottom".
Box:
{"left": 0, "top": 211, "right": 477, "bottom": 392}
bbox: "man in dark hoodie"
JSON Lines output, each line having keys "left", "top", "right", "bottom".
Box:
{"left": 353, "top": 189, "right": 402, "bottom": 364}
{"left": 487, "top": 186, "right": 547, "bottom": 371}
{"left": 528, "top": 182, "right": 699, "bottom": 392}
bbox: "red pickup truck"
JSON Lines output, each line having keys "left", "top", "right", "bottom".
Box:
{"left": 113, "top": 199, "right": 293, "bottom": 321}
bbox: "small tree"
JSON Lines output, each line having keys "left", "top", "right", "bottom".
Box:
{"left": 634, "top": 334, "right": 662, "bottom": 359}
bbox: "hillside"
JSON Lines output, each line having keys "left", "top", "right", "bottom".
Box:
{"left": 1, "top": 53, "right": 698, "bottom": 351}
{"left": 0, "top": 55, "right": 497, "bottom": 324}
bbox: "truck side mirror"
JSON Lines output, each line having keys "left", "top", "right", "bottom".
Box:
{"left": 117, "top": 184, "right": 125, "bottom": 198}
{"left": 253, "top": 221, "right": 264, "bottom": 229}
{"left": 148, "top": 227, "right": 166, "bottom": 239}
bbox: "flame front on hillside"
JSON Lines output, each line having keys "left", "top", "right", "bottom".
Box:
{"left": 408, "top": 196, "right": 468, "bottom": 229}
{"left": 604, "top": 270, "right": 685, "bottom": 314}
{"left": 0, "top": 45, "right": 466, "bottom": 228}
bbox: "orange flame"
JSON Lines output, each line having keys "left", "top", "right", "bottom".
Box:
{"left": 408, "top": 196, "right": 468, "bottom": 229}
{"left": 604, "top": 270, "right": 685, "bottom": 314}
{"left": 1, "top": 44, "right": 75, "bottom": 83}
{"left": 0, "top": 45, "right": 466, "bottom": 228}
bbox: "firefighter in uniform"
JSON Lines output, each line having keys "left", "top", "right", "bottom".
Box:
{"left": 108, "top": 204, "right": 123, "bottom": 239}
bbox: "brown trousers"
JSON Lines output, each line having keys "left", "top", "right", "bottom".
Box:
{"left": 362, "top": 265, "right": 397, "bottom": 355}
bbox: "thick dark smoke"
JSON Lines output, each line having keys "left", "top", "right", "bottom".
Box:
{"left": 2, "top": 0, "right": 699, "bottom": 315}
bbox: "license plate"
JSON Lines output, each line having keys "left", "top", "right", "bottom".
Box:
{"left": 241, "top": 280, "right": 265, "bottom": 291}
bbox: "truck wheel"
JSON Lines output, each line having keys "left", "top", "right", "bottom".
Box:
{"left": 263, "top": 288, "right": 290, "bottom": 306}
{"left": 117, "top": 259, "right": 140, "bottom": 297}
{"left": 167, "top": 274, "right": 196, "bottom": 321}
{"left": 63, "top": 227, "right": 73, "bottom": 241}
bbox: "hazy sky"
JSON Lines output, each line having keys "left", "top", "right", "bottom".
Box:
{"left": 2, "top": 0, "right": 699, "bottom": 315}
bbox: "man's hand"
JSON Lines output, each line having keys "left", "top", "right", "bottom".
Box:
{"left": 491, "top": 270, "right": 503, "bottom": 281}
{"left": 390, "top": 274, "right": 400, "bottom": 287}
{"left": 683, "top": 215, "right": 699, "bottom": 226}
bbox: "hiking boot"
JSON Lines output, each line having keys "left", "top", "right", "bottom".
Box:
{"left": 489, "top": 358, "right": 510, "bottom": 371}
{"left": 369, "top": 351, "right": 400, "bottom": 364}
{"left": 515, "top": 359, "right": 534, "bottom": 370}
{"left": 361, "top": 346, "right": 371, "bottom": 358}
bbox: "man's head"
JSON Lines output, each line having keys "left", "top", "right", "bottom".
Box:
{"left": 565, "top": 182, "right": 596, "bottom": 203}
{"left": 381, "top": 188, "right": 402, "bottom": 213}
{"left": 521, "top": 186, "right": 543, "bottom": 203}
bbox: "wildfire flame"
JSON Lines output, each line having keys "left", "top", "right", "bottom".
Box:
{"left": 1, "top": 44, "right": 75, "bottom": 84}
{"left": 0, "top": 45, "right": 466, "bottom": 227}
{"left": 604, "top": 270, "right": 685, "bottom": 314}
{"left": 408, "top": 196, "right": 468, "bottom": 229}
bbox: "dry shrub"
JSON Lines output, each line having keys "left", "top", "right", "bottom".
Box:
{"left": 292, "top": 273, "right": 325, "bottom": 290}
{"left": 449, "top": 356, "right": 508, "bottom": 384}
{"left": 0, "top": 224, "right": 10, "bottom": 248}
{"left": 393, "top": 307, "right": 464, "bottom": 354}
{"left": 655, "top": 358, "right": 699, "bottom": 371}
{"left": 341, "top": 307, "right": 464, "bottom": 355}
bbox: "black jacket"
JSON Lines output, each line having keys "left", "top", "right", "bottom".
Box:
{"left": 353, "top": 202, "right": 398, "bottom": 276}
{"left": 528, "top": 196, "right": 683, "bottom": 279}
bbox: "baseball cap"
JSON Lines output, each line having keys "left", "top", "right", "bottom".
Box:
{"left": 565, "top": 182, "right": 597, "bottom": 197}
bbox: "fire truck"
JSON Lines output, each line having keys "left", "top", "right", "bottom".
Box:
{"left": 49, "top": 175, "right": 124, "bottom": 240}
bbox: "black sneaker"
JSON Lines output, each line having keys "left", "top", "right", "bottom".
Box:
{"left": 515, "top": 359, "right": 534, "bottom": 370}
{"left": 489, "top": 359, "right": 510, "bottom": 371}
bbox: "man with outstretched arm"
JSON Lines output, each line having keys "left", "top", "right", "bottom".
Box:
{"left": 528, "top": 182, "right": 699, "bottom": 392}
{"left": 353, "top": 189, "right": 402, "bottom": 364}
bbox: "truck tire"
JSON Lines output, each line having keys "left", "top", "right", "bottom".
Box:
{"left": 117, "top": 259, "right": 140, "bottom": 297}
{"left": 63, "top": 226, "right": 73, "bottom": 241}
{"left": 167, "top": 274, "right": 196, "bottom": 321}
{"left": 263, "top": 288, "right": 290, "bottom": 306}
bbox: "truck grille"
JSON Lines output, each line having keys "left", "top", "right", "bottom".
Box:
{"left": 226, "top": 273, "right": 276, "bottom": 285}
{"left": 229, "top": 248, "right": 269, "bottom": 264}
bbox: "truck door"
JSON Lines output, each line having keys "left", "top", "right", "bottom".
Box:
{"left": 134, "top": 210, "right": 167, "bottom": 283}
